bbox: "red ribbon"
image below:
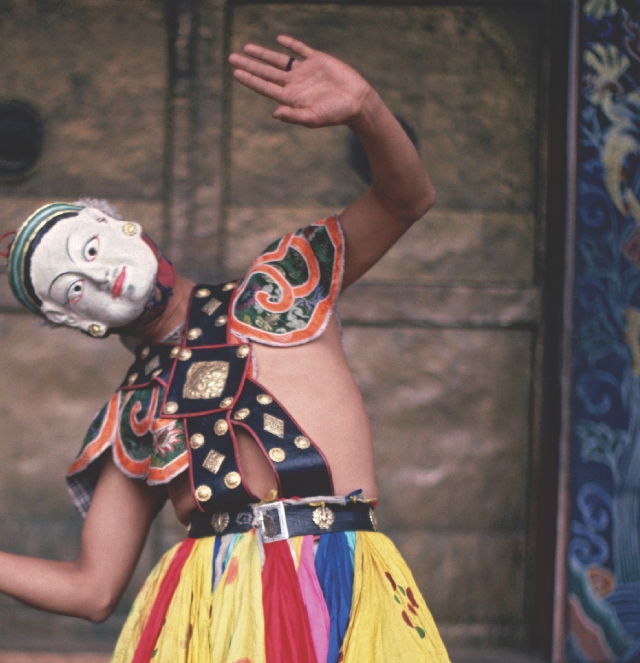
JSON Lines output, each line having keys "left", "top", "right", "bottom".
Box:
{"left": 0, "top": 230, "right": 16, "bottom": 258}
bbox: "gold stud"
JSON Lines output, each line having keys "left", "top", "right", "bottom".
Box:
{"left": 236, "top": 344, "right": 250, "bottom": 359}
{"left": 152, "top": 368, "right": 163, "bottom": 379}
{"left": 224, "top": 471, "right": 241, "bottom": 489}
{"left": 190, "top": 433, "right": 205, "bottom": 449}
{"left": 195, "top": 485, "right": 212, "bottom": 502}
{"left": 233, "top": 408, "right": 250, "bottom": 421}
{"left": 202, "top": 449, "right": 225, "bottom": 474}
{"left": 215, "top": 315, "right": 228, "bottom": 327}
{"left": 256, "top": 393, "right": 273, "bottom": 405}
{"left": 264, "top": 489, "right": 279, "bottom": 502}
{"left": 122, "top": 223, "right": 137, "bottom": 236}
{"left": 187, "top": 327, "right": 202, "bottom": 341}
{"left": 263, "top": 414, "right": 285, "bottom": 438}
{"left": 164, "top": 401, "right": 179, "bottom": 414}
{"left": 88, "top": 323, "right": 102, "bottom": 337}
{"left": 211, "top": 511, "right": 230, "bottom": 533}
{"left": 140, "top": 347, "right": 150, "bottom": 359}
{"left": 294, "top": 436, "right": 310, "bottom": 449}
{"left": 222, "top": 282, "right": 236, "bottom": 291}
{"left": 312, "top": 505, "right": 334, "bottom": 530}
{"left": 170, "top": 346, "right": 180, "bottom": 358}
{"left": 220, "top": 396, "right": 234, "bottom": 408}
{"left": 214, "top": 419, "right": 229, "bottom": 436}
{"left": 269, "top": 447, "right": 286, "bottom": 463}
{"left": 179, "top": 348, "right": 192, "bottom": 361}
{"left": 195, "top": 288, "right": 211, "bottom": 298}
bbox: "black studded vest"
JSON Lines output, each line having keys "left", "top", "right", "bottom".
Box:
{"left": 119, "top": 283, "right": 334, "bottom": 513}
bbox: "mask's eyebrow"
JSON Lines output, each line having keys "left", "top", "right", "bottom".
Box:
{"left": 66, "top": 235, "right": 76, "bottom": 264}
{"left": 48, "top": 272, "right": 73, "bottom": 299}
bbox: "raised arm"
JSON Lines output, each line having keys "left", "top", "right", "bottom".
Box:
{"left": 228, "top": 35, "right": 435, "bottom": 290}
{"left": 0, "top": 455, "right": 159, "bottom": 622}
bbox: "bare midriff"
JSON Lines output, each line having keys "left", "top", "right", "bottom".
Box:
{"left": 168, "top": 316, "right": 378, "bottom": 525}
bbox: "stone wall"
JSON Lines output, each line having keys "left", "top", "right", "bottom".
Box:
{"left": 0, "top": 0, "right": 171, "bottom": 648}
{"left": 0, "top": 0, "right": 544, "bottom": 650}
{"left": 228, "top": 4, "right": 541, "bottom": 646}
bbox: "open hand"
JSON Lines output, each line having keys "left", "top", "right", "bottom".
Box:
{"left": 228, "top": 36, "right": 374, "bottom": 128}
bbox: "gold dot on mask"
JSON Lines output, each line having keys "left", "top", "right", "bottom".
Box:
{"left": 122, "top": 223, "right": 137, "bottom": 236}
{"left": 88, "top": 324, "right": 102, "bottom": 337}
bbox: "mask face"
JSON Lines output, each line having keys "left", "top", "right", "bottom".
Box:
{"left": 29, "top": 207, "right": 158, "bottom": 336}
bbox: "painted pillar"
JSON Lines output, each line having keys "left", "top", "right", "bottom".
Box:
{"left": 564, "top": 1, "right": 640, "bottom": 660}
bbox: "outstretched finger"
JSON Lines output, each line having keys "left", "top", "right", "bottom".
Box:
{"left": 229, "top": 53, "right": 287, "bottom": 85}
{"left": 233, "top": 69, "right": 288, "bottom": 104}
{"left": 276, "top": 35, "right": 314, "bottom": 59}
{"left": 243, "top": 43, "right": 292, "bottom": 70}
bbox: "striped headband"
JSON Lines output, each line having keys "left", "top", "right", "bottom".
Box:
{"left": 6, "top": 202, "right": 84, "bottom": 314}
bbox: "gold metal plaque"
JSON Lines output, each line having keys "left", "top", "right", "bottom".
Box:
{"left": 170, "top": 346, "right": 180, "bottom": 358}
{"left": 220, "top": 397, "right": 234, "bottom": 408}
{"left": 214, "top": 419, "right": 229, "bottom": 436}
{"left": 211, "top": 511, "right": 230, "bottom": 533}
{"left": 145, "top": 355, "right": 161, "bottom": 375}
{"left": 127, "top": 373, "right": 138, "bottom": 385}
{"left": 179, "top": 348, "right": 192, "bottom": 361}
{"left": 215, "top": 315, "right": 228, "bottom": 327}
{"left": 164, "top": 401, "right": 179, "bottom": 414}
{"left": 140, "top": 347, "right": 150, "bottom": 359}
{"left": 183, "top": 361, "right": 229, "bottom": 400}
{"left": 187, "top": 327, "right": 202, "bottom": 341}
{"left": 202, "top": 298, "right": 222, "bottom": 316}
{"left": 196, "top": 485, "right": 212, "bottom": 502}
{"left": 233, "top": 408, "right": 250, "bottom": 421}
{"left": 203, "top": 449, "right": 225, "bottom": 474}
{"left": 222, "top": 282, "right": 236, "bottom": 291}
{"left": 269, "top": 447, "right": 286, "bottom": 463}
{"left": 312, "top": 505, "right": 334, "bottom": 530}
{"left": 369, "top": 508, "right": 378, "bottom": 531}
{"left": 256, "top": 393, "right": 273, "bottom": 405}
{"left": 195, "top": 288, "right": 211, "bottom": 298}
{"left": 263, "top": 414, "right": 285, "bottom": 438}
{"left": 294, "top": 436, "right": 311, "bottom": 449}
{"left": 236, "top": 344, "right": 250, "bottom": 359}
{"left": 152, "top": 368, "right": 163, "bottom": 379}
{"left": 224, "top": 471, "right": 241, "bottom": 489}
{"left": 190, "top": 433, "right": 205, "bottom": 449}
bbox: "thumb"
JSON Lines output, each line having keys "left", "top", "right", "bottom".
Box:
{"left": 272, "top": 106, "right": 317, "bottom": 126}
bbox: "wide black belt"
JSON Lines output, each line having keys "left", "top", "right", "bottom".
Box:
{"left": 188, "top": 498, "right": 377, "bottom": 543}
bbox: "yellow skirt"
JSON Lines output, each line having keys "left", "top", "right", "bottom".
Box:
{"left": 111, "top": 530, "right": 450, "bottom": 663}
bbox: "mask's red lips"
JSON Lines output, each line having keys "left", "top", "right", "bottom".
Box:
{"left": 112, "top": 267, "right": 126, "bottom": 299}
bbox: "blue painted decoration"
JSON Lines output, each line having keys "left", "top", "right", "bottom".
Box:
{"left": 569, "top": 1, "right": 640, "bottom": 660}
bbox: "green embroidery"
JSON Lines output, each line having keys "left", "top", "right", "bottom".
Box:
{"left": 232, "top": 223, "right": 337, "bottom": 338}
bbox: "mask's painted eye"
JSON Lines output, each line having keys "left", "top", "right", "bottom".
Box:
{"left": 67, "top": 279, "right": 85, "bottom": 305}
{"left": 83, "top": 236, "right": 99, "bottom": 262}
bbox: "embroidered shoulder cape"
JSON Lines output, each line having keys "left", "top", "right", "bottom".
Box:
{"left": 66, "top": 216, "right": 344, "bottom": 517}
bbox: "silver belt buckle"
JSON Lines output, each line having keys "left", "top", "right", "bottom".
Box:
{"left": 252, "top": 501, "right": 289, "bottom": 543}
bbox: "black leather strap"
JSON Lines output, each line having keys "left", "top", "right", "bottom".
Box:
{"left": 188, "top": 500, "right": 377, "bottom": 540}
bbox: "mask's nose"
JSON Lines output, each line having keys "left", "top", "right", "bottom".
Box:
{"left": 84, "top": 266, "right": 111, "bottom": 289}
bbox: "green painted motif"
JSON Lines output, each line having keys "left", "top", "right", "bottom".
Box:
{"left": 77, "top": 384, "right": 187, "bottom": 469}
{"left": 232, "top": 223, "right": 337, "bottom": 337}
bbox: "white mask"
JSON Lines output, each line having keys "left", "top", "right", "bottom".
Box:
{"left": 29, "top": 207, "right": 158, "bottom": 336}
